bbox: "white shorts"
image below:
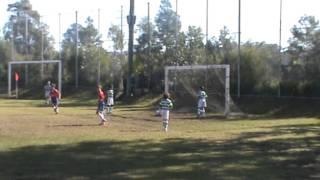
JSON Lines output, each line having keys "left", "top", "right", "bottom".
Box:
{"left": 161, "top": 110, "right": 170, "bottom": 121}
{"left": 198, "top": 99, "right": 207, "bottom": 108}
{"left": 107, "top": 97, "right": 114, "bottom": 106}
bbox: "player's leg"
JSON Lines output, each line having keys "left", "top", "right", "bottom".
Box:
{"left": 109, "top": 105, "right": 113, "bottom": 113}
{"left": 55, "top": 98, "right": 60, "bottom": 114}
{"left": 111, "top": 98, "right": 114, "bottom": 113}
{"left": 51, "top": 97, "right": 57, "bottom": 113}
{"left": 98, "top": 112, "right": 106, "bottom": 125}
{"left": 198, "top": 99, "right": 206, "bottom": 118}
{"left": 107, "top": 98, "right": 114, "bottom": 113}
{"left": 201, "top": 100, "right": 207, "bottom": 117}
{"left": 45, "top": 93, "right": 48, "bottom": 104}
{"left": 197, "top": 99, "right": 201, "bottom": 118}
{"left": 97, "top": 101, "right": 106, "bottom": 125}
{"left": 162, "top": 110, "right": 169, "bottom": 131}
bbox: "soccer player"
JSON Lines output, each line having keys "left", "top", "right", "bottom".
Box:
{"left": 106, "top": 85, "right": 114, "bottom": 113}
{"left": 96, "top": 85, "right": 107, "bottom": 126}
{"left": 44, "top": 81, "right": 52, "bottom": 104}
{"left": 197, "top": 86, "right": 208, "bottom": 118}
{"left": 50, "top": 83, "right": 61, "bottom": 114}
{"left": 159, "top": 92, "right": 173, "bottom": 132}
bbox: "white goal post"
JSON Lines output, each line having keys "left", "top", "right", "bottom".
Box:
{"left": 8, "top": 60, "right": 62, "bottom": 97}
{"left": 164, "top": 64, "right": 230, "bottom": 116}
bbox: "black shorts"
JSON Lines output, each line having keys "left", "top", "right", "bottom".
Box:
{"left": 51, "top": 97, "right": 59, "bottom": 106}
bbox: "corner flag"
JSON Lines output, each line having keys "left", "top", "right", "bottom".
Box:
{"left": 15, "top": 72, "right": 19, "bottom": 81}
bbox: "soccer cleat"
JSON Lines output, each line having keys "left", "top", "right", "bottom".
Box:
{"left": 99, "top": 121, "right": 106, "bottom": 126}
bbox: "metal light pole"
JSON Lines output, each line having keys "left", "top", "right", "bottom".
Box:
{"left": 278, "top": 0, "right": 283, "bottom": 97}
{"left": 121, "top": 5, "right": 123, "bottom": 56}
{"left": 205, "top": 0, "right": 209, "bottom": 89}
{"left": 237, "top": 0, "right": 241, "bottom": 98}
{"left": 11, "top": 18, "right": 15, "bottom": 61}
{"left": 40, "top": 16, "right": 44, "bottom": 80}
{"left": 58, "top": 13, "right": 61, "bottom": 60}
{"left": 25, "top": 13, "right": 29, "bottom": 85}
{"left": 97, "top": 8, "right": 101, "bottom": 85}
{"left": 75, "top": 11, "right": 79, "bottom": 88}
{"left": 175, "top": 0, "right": 178, "bottom": 54}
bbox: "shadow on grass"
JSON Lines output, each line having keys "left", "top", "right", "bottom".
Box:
{"left": 0, "top": 124, "right": 319, "bottom": 179}
{"left": 47, "top": 124, "right": 99, "bottom": 128}
{"left": 232, "top": 96, "right": 320, "bottom": 119}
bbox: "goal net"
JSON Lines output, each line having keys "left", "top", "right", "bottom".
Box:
{"left": 8, "top": 60, "right": 62, "bottom": 97}
{"left": 165, "top": 65, "right": 230, "bottom": 116}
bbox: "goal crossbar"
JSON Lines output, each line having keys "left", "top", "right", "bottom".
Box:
{"left": 164, "top": 64, "right": 230, "bottom": 116}
{"left": 8, "top": 60, "right": 62, "bottom": 97}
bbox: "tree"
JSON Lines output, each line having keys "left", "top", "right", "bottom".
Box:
{"left": 155, "top": 0, "right": 181, "bottom": 66}
{"left": 135, "top": 17, "right": 161, "bottom": 91}
{"left": 62, "top": 17, "right": 110, "bottom": 86}
{"left": 288, "top": 15, "right": 320, "bottom": 80}
{"left": 2, "top": 0, "right": 56, "bottom": 88}
{"left": 108, "top": 24, "right": 124, "bottom": 52}
{"left": 107, "top": 24, "right": 127, "bottom": 91}
{"left": 285, "top": 15, "right": 320, "bottom": 95}
{"left": 184, "top": 26, "right": 205, "bottom": 65}
{"left": 3, "top": 0, "right": 54, "bottom": 59}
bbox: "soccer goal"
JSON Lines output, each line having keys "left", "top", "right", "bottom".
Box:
{"left": 8, "top": 60, "right": 62, "bottom": 97}
{"left": 164, "top": 64, "right": 230, "bottom": 116}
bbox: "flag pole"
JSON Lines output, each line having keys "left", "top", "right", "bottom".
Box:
{"left": 15, "top": 72, "right": 19, "bottom": 99}
{"left": 15, "top": 77, "right": 18, "bottom": 99}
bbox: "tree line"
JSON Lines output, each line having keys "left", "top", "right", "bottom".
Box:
{"left": 1, "top": 0, "right": 320, "bottom": 96}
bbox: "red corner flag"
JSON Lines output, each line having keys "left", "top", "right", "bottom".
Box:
{"left": 15, "top": 72, "right": 20, "bottom": 81}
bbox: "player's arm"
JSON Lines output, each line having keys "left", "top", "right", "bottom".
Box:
{"left": 57, "top": 90, "right": 61, "bottom": 99}
{"left": 169, "top": 99, "right": 173, "bottom": 109}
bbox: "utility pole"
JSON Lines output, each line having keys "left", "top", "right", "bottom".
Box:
{"left": 11, "top": 19, "right": 15, "bottom": 61}
{"left": 120, "top": 5, "right": 125, "bottom": 92}
{"left": 40, "top": 16, "right": 44, "bottom": 80}
{"left": 75, "top": 11, "right": 79, "bottom": 88}
{"left": 237, "top": 0, "right": 241, "bottom": 98}
{"left": 127, "top": 0, "right": 136, "bottom": 96}
{"left": 205, "top": 0, "right": 209, "bottom": 89}
{"left": 175, "top": 0, "right": 178, "bottom": 55}
{"left": 278, "top": 0, "right": 283, "bottom": 97}
{"left": 25, "top": 13, "right": 29, "bottom": 85}
{"left": 147, "top": 2, "right": 151, "bottom": 89}
{"left": 148, "top": 2, "right": 151, "bottom": 59}
{"left": 58, "top": 13, "right": 61, "bottom": 60}
{"left": 121, "top": 5, "right": 123, "bottom": 56}
{"left": 206, "top": 0, "right": 208, "bottom": 47}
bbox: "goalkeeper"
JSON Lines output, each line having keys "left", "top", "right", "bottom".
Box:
{"left": 106, "top": 85, "right": 114, "bottom": 113}
{"left": 197, "top": 86, "right": 208, "bottom": 118}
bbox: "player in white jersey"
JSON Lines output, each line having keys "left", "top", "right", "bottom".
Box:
{"left": 197, "top": 86, "right": 208, "bottom": 118}
{"left": 106, "top": 85, "right": 114, "bottom": 113}
{"left": 159, "top": 93, "right": 173, "bottom": 132}
{"left": 44, "top": 81, "right": 52, "bottom": 104}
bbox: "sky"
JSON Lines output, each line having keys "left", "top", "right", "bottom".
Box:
{"left": 1, "top": 0, "right": 320, "bottom": 50}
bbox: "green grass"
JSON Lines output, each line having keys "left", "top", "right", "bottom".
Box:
{"left": 0, "top": 98, "right": 319, "bottom": 179}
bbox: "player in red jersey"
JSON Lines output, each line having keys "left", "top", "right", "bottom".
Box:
{"left": 50, "top": 83, "right": 61, "bottom": 114}
{"left": 96, "top": 85, "right": 107, "bottom": 125}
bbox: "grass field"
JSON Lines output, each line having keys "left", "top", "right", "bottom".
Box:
{"left": 0, "top": 97, "right": 319, "bottom": 179}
